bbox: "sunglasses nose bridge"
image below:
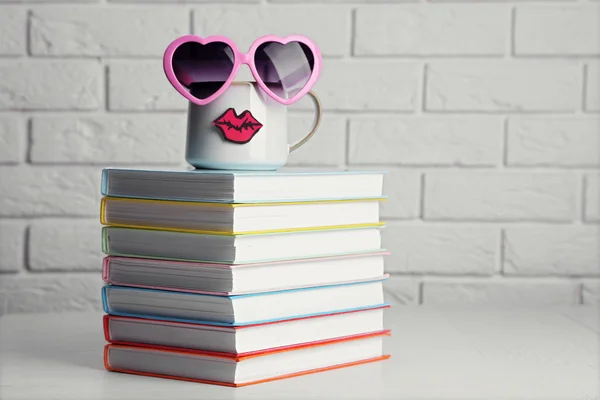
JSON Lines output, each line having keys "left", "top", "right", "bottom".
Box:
{"left": 238, "top": 53, "right": 252, "bottom": 65}
{"left": 232, "top": 54, "right": 257, "bottom": 82}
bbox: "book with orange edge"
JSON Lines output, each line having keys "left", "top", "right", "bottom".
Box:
{"left": 104, "top": 330, "right": 391, "bottom": 387}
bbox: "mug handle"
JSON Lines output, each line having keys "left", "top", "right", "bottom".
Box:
{"left": 289, "top": 90, "right": 322, "bottom": 153}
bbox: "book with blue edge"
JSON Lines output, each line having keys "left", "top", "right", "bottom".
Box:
{"left": 99, "top": 167, "right": 392, "bottom": 386}
{"left": 101, "top": 167, "right": 387, "bottom": 203}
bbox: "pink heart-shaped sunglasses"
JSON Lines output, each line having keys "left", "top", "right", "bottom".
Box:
{"left": 163, "top": 34, "right": 322, "bottom": 106}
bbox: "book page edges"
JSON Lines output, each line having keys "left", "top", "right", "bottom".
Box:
{"left": 103, "top": 274, "right": 389, "bottom": 297}
{"left": 100, "top": 196, "right": 386, "bottom": 208}
{"left": 99, "top": 221, "right": 385, "bottom": 236}
{"left": 104, "top": 349, "right": 390, "bottom": 387}
{"left": 103, "top": 305, "right": 391, "bottom": 333}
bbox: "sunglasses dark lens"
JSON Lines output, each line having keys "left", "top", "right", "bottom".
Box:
{"left": 254, "top": 41, "right": 315, "bottom": 100}
{"left": 172, "top": 41, "right": 235, "bottom": 100}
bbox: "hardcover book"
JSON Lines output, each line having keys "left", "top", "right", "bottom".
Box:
{"left": 101, "top": 167, "right": 386, "bottom": 203}
{"left": 103, "top": 306, "right": 389, "bottom": 354}
{"left": 102, "top": 252, "right": 389, "bottom": 295}
{"left": 101, "top": 225, "right": 385, "bottom": 264}
{"left": 102, "top": 277, "right": 389, "bottom": 326}
{"left": 100, "top": 196, "right": 385, "bottom": 235}
{"left": 104, "top": 330, "right": 391, "bottom": 387}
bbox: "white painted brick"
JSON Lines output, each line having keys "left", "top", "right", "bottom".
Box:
{"left": 30, "top": 7, "right": 187, "bottom": 56}
{"left": 355, "top": 5, "right": 507, "bottom": 56}
{"left": 507, "top": 117, "right": 600, "bottom": 167}
{"left": 515, "top": 5, "right": 600, "bottom": 56}
{"left": 428, "top": 0, "right": 577, "bottom": 2}
{"left": 0, "top": 7, "right": 25, "bottom": 55}
{"left": 112, "top": 0, "right": 257, "bottom": 2}
{"left": 193, "top": 5, "right": 349, "bottom": 57}
{"left": 426, "top": 61, "right": 581, "bottom": 112}
{"left": 29, "top": 115, "right": 186, "bottom": 164}
{"left": 582, "top": 281, "right": 599, "bottom": 305}
{"left": 424, "top": 172, "right": 577, "bottom": 221}
{"left": 383, "top": 225, "right": 498, "bottom": 275}
{"left": 0, "top": 220, "right": 25, "bottom": 273}
{"left": 29, "top": 220, "right": 102, "bottom": 271}
{"left": 0, "top": 166, "right": 101, "bottom": 217}
{"left": 586, "top": 63, "right": 599, "bottom": 112}
{"left": 271, "top": 0, "right": 414, "bottom": 2}
{"left": 504, "top": 227, "right": 600, "bottom": 276}
{"left": 0, "top": 60, "right": 101, "bottom": 110}
{"left": 0, "top": 275, "right": 103, "bottom": 315}
{"left": 584, "top": 174, "right": 599, "bottom": 223}
{"left": 307, "top": 60, "right": 418, "bottom": 111}
{"left": 422, "top": 279, "right": 581, "bottom": 305}
{"left": 324, "top": 167, "right": 419, "bottom": 219}
{"left": 380, "top": 169, "right": 421, "bottom": 219}
{"left": 286, "top": 114, "right": 346, "bottom": 167}
{"left": 348, "top": 117, "right": 503, "bottom": 166}
{"left": 0, "top": 117, "right": 24, "bottom": 164}
{"left": 383, "top": 276, "right": 420, "bottom": 305}
{"left": 108, "top": 61, "right": 187, "bottom": 111}
{"left": 0, "top": 0, "right": 97, "bottom": 2}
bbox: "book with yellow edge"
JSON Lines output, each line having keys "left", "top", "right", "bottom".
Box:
{"left": 100, "top": 196, "right": 385, "bottom": 235}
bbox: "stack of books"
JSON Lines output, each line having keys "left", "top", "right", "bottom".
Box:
{"left": 99, "top": 167, "right": 391, "bottom": 387}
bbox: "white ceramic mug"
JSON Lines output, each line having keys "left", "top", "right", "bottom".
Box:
{"left": 185, "top": 81, "right": 322, "bottom": 170}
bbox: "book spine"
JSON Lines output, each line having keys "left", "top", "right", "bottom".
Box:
{"left": 99, "top": 197, "right": 108, "bottom": 225}
{"left": 101, "top": 227, "right": 109, "bottom": 254}
{"left": 102, "top": 314, "right": 112, "bottom": 341}
{"left": 100, "top": 169, "right": 108, "bottom": 195}
{"left": 101, "top": 257, "right": 110, "bottom": 281}
{"left": 101, "top": 286, "right": 110, "bottom": 313}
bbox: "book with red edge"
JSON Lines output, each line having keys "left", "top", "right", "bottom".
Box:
{"left": 103, "top": 305, "right": 390, "bottom": 354}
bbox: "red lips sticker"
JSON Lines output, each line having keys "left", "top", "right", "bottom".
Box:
{"left": 212, "top": 108, "right": 264, "bottom": 144}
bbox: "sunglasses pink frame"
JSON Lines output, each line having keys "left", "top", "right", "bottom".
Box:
{"left": 163, "top": 34, "right": 322, "bottom": 106}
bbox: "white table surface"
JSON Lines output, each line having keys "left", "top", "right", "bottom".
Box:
{"left": 0, "top": 306, "right": 598, "bottom": 400}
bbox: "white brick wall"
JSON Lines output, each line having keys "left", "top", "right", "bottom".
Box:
{"left": 425, "top": 61, "right": 581, "bottom": 112}
{"left": 0, "top": 60, "right": 102, "bottom": 110}
{"left": 514, "top": 5, "right": 600, "bottom": 56}
{"left": 584, "top": 174, "right": 600, "bottom": 223}
{"left": 29, "top": 7, "right": 188, "bottom": 56}
{"left": 348, "top": 117, "right": 503, "bottom": 166}
{"left": 503, "top": 227, "right": 600, "bottom": 276}
{"left": 422, "top": 279, "right": 581, "bottom": 306}
{"left": 310, "top": 60, "right": 420, "bottom": 111}
{"left": 383, "top": 225, "right": 498, "bottom": 275}
{"left": 423, "top": 172, "right": 578, "bottom": 222}
{"left": 586, "top": 62, "right": 600, "bottom": 112}
{"left": 0, "top": 1, "right": 598, "bottom": 315}
{"left": 0, "top": 117, "right": 24, "bottom": 163}
{"left": 354, "top": 5, "right": 508, "bottom": 56}
{"left": 29, "top": 115, "right": 187, "bottom": 163}
{"left": 0, "top": 7, "right": 25, "bottom": 56}
{"left": 107, "top": 61, "right": 187, "bottom": 111}
{"left": 193, "top": 5, "right": 350, "bottom": 57}
{"left": 506, "top": 118, "right": 600, "bottom": 167}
